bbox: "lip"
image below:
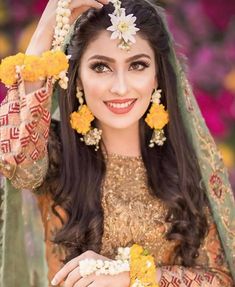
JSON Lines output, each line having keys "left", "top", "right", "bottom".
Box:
{"left": 104, "top": 98, "right": 137, "bottom": 114}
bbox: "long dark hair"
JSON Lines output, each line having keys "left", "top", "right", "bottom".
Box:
{"left": 46, "top": 0, "right": 208, "bottom": 266}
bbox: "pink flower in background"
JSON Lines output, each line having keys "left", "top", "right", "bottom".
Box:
{"left": 196, "top": 90, "right": 230, "bottom": 138}
{"left": 189, "top": 45, "right": 229, "bottom": 91}
{"left": 167, "top": 1, "right": 212, "bottom": 56}
{"left": 32, "top": 0, "right": 48, "bottom": 15}
{"left": 217, "top": 90, "right": 235, "bottom": 121}
{"left": 8, "top": 0, "right": 48, "bottom": 22}
{"left": 167, "top": 14, "right": 191, "bottom": 56}
{"left": 182, "top": 2, "right": 212, "bottom": 40}
{"left": 9, "top": 0, "right": 29, "bottom": 23}
{"left": 200, "top": 0, "right": 235, "bottom": 31}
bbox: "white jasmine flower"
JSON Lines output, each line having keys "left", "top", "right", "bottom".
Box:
{"left": 107, "top": 8, "right": 139, "bottom": 44}
{"left": 151, "top": 89, "right": 162, "bottom": 104}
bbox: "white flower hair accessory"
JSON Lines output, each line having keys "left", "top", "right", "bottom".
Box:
{"left": 107, "top": 0, "right": 140, "bottom": 51}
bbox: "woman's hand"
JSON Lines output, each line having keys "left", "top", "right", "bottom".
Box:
{"left": 51, "top": 250, "right": 130, "bottom": 287}
{"left": 25, "top": 0, "right": 109, "bottom": 93}
{"left": 26, "top": 0, "right": 109, "bottom": 55}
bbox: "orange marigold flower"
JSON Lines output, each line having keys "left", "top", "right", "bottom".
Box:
{"left": 130, "top": 244, "right": 158, "bottom": 287}
{"left": 224, "top": 70, "right": 235, "bottom": 92}
{"left": 130, "top": 244, "right": 144, "bottom": 258}
{"left": 42, "top": 50, "right": 69, "bottom": 77}
{"left": 0, "top": 52, "right": 25, "bottom": 86}
{"left": 21, "top": 55, "right": 45, "bottom": 82}
{"left": 145, "top": 103, "right": 169, "bottom": 130}
{"left": 70, "top": 105, "right": 94, "bottom": 135}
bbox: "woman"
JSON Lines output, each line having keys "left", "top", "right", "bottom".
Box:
{"left": 0, "top": 0, "right": 234, "bottom": 286}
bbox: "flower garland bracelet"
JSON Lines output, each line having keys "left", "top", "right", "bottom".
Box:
{"left": 0, "top": 0, "right": 72, "bottom": 89}
{"left": 0, "top": 51, "right": 69, "bottom": 88}
{"left": 78, "top": 244, "right": 159, "bottom": 287}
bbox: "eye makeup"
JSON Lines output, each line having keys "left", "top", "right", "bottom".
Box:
{"left": 89, "top": 60, "right": 151, "bottom": 73}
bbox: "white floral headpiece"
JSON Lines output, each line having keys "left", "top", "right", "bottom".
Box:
{"left": 107, "top": 0, "right": 140, "bottom": 51}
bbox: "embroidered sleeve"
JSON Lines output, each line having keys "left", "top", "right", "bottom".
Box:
{"left": 0, "top": 76, "right": 53, "bottom": 190}
{"left": 159, "top": 211, "right": 233, "bottom": 287}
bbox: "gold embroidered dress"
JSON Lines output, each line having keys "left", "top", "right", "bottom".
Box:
{"left": 0, "top": 77, "right": 234, "bottom": 286}
{"left": 36, "top": 151, "right": 233, "bottom": 286}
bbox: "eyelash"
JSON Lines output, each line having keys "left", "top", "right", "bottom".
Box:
{"left": 90, "top": 61, "right": 150, "bottom": 73}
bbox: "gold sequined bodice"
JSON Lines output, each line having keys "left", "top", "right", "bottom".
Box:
{"left": 100, "top": 154, "right": 177, "bottom": 265}
{"left": 36, "top": 152, "right": 232, "bottom": 285}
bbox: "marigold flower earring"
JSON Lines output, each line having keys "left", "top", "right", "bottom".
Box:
{"left": 145, "top": 89, "right": 169, "bottom": 147}
{"left": 70, "top": 87, "right": 102, "bottom": 151}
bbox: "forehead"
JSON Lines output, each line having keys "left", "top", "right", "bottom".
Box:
{"left": 81, "top": 30, "right": 155, "bottom": 61}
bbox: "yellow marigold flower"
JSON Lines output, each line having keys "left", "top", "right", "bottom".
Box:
{"left": 130, "top": 244, "right": 158, "bottom": 287}
{"left": 21, "top": 55, "right": 45, "bottom": 82}
{"left": 131, "top": 244, "right": 144, "bottom": 257}
{"left": 0, "top": 33, "right": 11, "bottom": 57}
{"left": 0, "top": 53, "right": 25, "bottom": 86}
{"left": 42, "top": 50, "right": 69, "bottom": 77}
{"left": 70, "top": 105, "right": 94, "bottom": 135}
{"left": 224, "top": 70, "right": 235, "bottom": 92}
{"left": 145, "top": 103, "right": 169, "bottom": 130}
{"left": 218, "top": 143, "right": 235, "bottom": 169}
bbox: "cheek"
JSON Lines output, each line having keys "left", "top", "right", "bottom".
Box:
{"left": 135, "top": 75, "right": 156, "bottom": 102}
{"left": 130, "top": 66, "right": 157, "bottom": 95}
{"left": 81, "top": 73, "right": 106, "bottom": 106}
{"left": 82, "top": 80, "right": 107, "bottom": 119}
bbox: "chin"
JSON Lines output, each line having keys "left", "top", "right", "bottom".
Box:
{"left": 98, "top": 117, "right": 140, "bottom": 130}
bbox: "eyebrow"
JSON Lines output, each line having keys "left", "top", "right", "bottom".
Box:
{"left": 88, "top": 53, "right": 152, "bottom": 63}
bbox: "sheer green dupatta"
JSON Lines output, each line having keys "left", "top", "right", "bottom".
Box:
{"left": 170, "top": 52, "right": 235, "bottom": 280}
{"left": 0, "top": 178, "right": 48, "bottom": 287}
{"left": 182, "top": 68, "right": 235, "bottom": 278}
{"left": 0, "top": 177, "right": 31, "bottom": 286}
{"left": 150, "top": 3, "right": 235, "bottom": 279}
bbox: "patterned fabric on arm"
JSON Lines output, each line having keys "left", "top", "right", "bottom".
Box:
{"left": 0, "top": 75, "right": 53, "bottom": 190}
{"left": 159, "top": 209, "right": 233, "bottom": 287}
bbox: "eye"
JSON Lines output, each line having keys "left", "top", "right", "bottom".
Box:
{"left": 90, "top": 62, "right": 111, "bottom": 73}
{"left": 130, "top": 61, "right": 150, "bottom": 71}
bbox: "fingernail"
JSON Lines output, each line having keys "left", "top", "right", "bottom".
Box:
{"left": 51, "top": 278, "right": 57, "bottom": 286}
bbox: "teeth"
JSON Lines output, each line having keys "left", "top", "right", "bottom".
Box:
{"left": 107, "top": 100, "right": 135, "bottom": 109}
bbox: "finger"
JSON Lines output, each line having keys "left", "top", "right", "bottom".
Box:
{"left": 86, "top": 280, "right": 102, "bottom": 287}
{"left": 82, "top": 275, "right": 109, "bottom": 287}
{"left": 70, "top": 0, "right": 104, "bottom": 10}
{"left": 51, "top": 251, "right": 96, "bottom": 285}
{"left": 63, "top": 266, "right": 82, "bottom": 287}
{"left": 96, "top": 0, "right": 110, "bottom": 4}
{"left": 73, "top": 274, "right": 96, "bottom": 287}
{"left": 51, "top": 257, "right": 80, "bottom": 286}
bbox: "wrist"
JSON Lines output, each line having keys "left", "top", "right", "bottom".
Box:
{"left": 156, "top": 267, "right": 162, "bottom": 284}
{"left": 121, "top": 271, "right": 131, "bottom": 287}
{"left": 26, "top": 25, "right": 54, "bottom": 55}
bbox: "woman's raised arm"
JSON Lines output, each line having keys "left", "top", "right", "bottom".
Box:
{"left": 0, "top": 0, "right": 109, "bottom": 190}
{"left": 0, "top": 77, "right": 53, "bottom": 189}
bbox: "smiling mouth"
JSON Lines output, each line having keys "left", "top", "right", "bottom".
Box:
{"left": 104, "top": 99, "right": 137, "bottom": 114}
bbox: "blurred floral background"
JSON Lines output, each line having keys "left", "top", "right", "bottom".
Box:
{"left": 0, "top": 0, "right": 235, "bottom": 191}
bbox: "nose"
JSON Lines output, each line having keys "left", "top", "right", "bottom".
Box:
{"left": 110, "top": 71, "right": 129, "bottom": 97}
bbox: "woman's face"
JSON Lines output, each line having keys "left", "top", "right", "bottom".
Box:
{"left": 79, "top": 30, "right": 157, "bottom": 130}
